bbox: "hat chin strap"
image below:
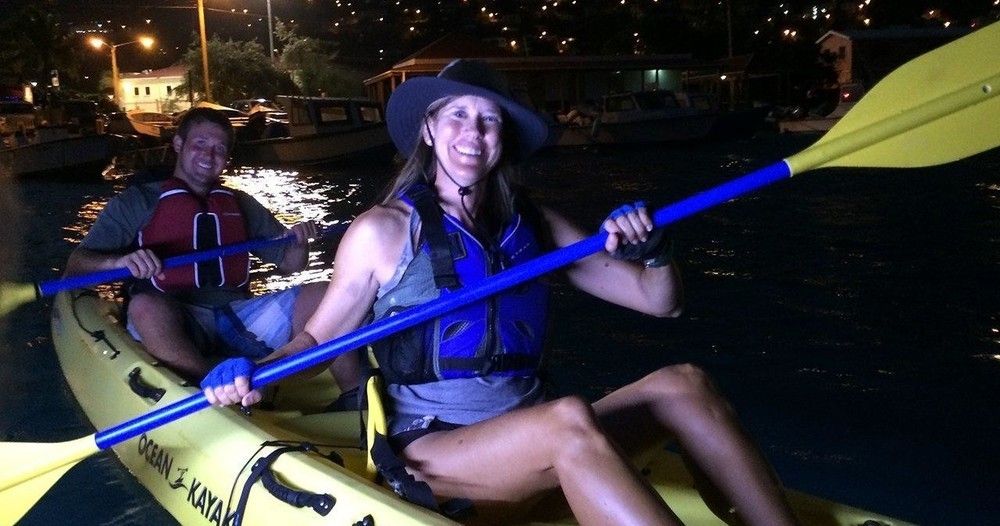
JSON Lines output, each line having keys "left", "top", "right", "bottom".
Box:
{"left": 423, "top": 117, "right": 498, "bottom": 243}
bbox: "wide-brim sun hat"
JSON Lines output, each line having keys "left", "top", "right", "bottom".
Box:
{"left": 386, "top": 59, "right": 550, "bottom": 162}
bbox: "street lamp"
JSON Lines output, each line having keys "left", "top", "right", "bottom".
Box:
{"left": 265, "top": 0, "right": 275, "bottom": 61}
{"left": 197, "top": 0, "right": 212, "bottom": 101}
{"left": 89, "top": 35, "right": 155, "bottom": 109}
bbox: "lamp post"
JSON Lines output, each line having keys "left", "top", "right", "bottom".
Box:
{"left": 197, "top": 0, "right": 212, "bottom": 101}
{"left": 266, "top": 0, "right": 275, "bottom": 61}
{"left": 89, "top": 36, "right": 155, "bottom": 109}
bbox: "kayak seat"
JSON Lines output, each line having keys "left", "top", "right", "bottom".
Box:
{"left": 363, "top": 374, "right": 389, "bottom": 480}
{"left": 277, "top": 374, "right": 387, "bottom": 482}
{"left": 360, "top": 371, "right": 470, "bottom": 517}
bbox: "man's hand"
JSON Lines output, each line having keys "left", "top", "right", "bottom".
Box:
{"left": 288, "top": 220, "right": 319, "bottom": 246}
{"left": 115, "top": 249, "right": 164, "bottom": 279}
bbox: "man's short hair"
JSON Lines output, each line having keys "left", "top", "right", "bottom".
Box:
{"left": 175, "top": 107, "right": 235, "bottom": 151}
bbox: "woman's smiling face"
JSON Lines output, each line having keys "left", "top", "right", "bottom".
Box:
{"left": 424, "top": 95, "right": 504, "bottom": 183}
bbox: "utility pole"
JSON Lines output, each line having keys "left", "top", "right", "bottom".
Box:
{"left": 197, "top": 0, "right": 212, "bottom": 101}
{"left": 727, "top": 0, "right": 733, "bottom": 58}
{"left": 266, "top": 0, "right": 275, "bottom": 61}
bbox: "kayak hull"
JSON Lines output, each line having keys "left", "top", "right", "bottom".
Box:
{"left": 51, "top": 291, "right": 911, "bottom": 525}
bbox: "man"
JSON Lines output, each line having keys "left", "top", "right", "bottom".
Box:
{"left": 65, "top": 107, "right": 359, "bottom": 391}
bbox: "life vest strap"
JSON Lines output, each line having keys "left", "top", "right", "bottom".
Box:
{"left": 406, "top": 185, "right": 460, "bottom": 290}
{"left": 437, "top": 352, "right": 541, "bottom": 377}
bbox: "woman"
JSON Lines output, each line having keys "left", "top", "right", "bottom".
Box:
{"left": 202, "top": 60, "right": 797, "bottom": 525}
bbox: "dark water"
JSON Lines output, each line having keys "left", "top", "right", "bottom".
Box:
{"left": 3, "top": 133, "right": 998, "bottom": 525}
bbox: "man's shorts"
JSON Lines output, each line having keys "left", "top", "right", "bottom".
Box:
{"left": 126, "top": 286, "right": 301, "bottom": 359}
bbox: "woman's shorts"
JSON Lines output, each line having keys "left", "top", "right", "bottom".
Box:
{"left": 388, "top": 415, "right": 465, "bottom": 452}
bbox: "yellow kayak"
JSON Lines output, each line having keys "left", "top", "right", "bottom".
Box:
{"left": 51, "top": 290, "right": 911, "bottom": 525}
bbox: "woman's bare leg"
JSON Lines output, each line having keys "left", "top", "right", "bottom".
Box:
{"left": 593, "top": 364, "right": 798, "bottom": 526}
{"left": 400, "top": 396, "right": 681, "bottom": 526}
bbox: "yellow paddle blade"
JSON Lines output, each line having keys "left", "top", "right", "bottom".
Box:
{"left": 0, "top": 435, "right": 99, "bottom": 524}
{"left": 787, "top": 22, "right": 1000, "bottom": 174}
{"left": 0, "top": 282, "right": 37, "bottom": 317}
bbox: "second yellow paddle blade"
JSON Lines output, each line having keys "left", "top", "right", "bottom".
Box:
{"left": 790, "top": 22, "right": 1000, "bottom": 173}
{"left": 0, "top": 435, "right": 99, "bottom": 524}
{"left": 0, "top": 282, "right": 37, "bottom": 317}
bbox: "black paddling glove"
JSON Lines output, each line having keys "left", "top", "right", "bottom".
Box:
{"left": 611, "top": 227, "right": 674, "bottom": 268}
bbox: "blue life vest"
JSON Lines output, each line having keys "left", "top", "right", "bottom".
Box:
{"left": 371, "top": 185, "right": 549, "bottom": 385}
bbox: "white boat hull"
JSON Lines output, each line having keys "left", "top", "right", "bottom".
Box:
{"left": 234, "top": 125, "right": 392, "bottom": 165}
{"left": 0, "top": 134, "right": 115, "bottom": 177}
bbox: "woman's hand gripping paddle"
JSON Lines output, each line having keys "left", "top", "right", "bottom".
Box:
{"left": 0, "top": 224, "right": 349, "bottom": 317}
{"left": 1, "top": 22, "right": 998, "bottom": 524}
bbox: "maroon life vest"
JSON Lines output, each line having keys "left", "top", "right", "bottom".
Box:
{"left": 138, "top": 178, "right": 250, "bottom": 293}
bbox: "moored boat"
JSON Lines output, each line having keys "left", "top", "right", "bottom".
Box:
{"left": 51, "top": 290, "right": 912, "bottom": 525}
{"left": 552, "top": 91, "right": 719, "bottom": 146}
{"left": 1, "top": 98, "right": 118, "bottom": 178}
{"left": 777, "top": 83, "right": 865, "bottom": 134}
{"left": 126, "top": 111, "right": 177, "bottom": 141}
{"left": 1, "top": 130, "right": 116, "bottom": 178}
{"left": 232, "top": 96, "right": 392, "bottom": 166}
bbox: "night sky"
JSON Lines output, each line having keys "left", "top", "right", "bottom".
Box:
{"left": 5, "top": 1, "right": 998, "bottom": 93}
{"left": 40, "top": 0, "right": 343, "bottom": 76}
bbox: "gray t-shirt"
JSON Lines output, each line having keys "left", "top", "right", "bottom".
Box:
{"left": 80, "top": 178, "right": 289, "bottom": 306}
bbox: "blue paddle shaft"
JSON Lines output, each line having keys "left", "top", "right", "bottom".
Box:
{"left": 94, "top": 161, "right": 792, "bottom": 450}
{"left": 39, "top": 225, "right": 347, "bottom": 298}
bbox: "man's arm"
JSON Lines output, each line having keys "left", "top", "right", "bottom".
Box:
{"left": 64, "top": 186, "right": 161, "bottom": 279}
{"left": 237, "top": 191, "right": 315, "bottom": 274}
{"left": 275, "top": 221, "right": 317, "bottom": 274}
{"left": 65, "top": 246, "right": 163, "bottom": 279}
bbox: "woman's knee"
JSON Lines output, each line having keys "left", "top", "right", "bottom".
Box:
{"left": 547, "top": 395, "right": 595, "bottom": 425}
{"left": 634, "top": 365, "right": 740, "bottom": 441}
{"left": 646, "top": 364, "right": 716, "bottom": 396}
{"left": 545, "top": 397, "right": 616, "bottom": 462}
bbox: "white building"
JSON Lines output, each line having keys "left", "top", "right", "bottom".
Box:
{"left": 815, "top": 27, "right": 970, "bottom": 87}
{"left": 119, "top": 65, "right": 193, "bottom": 113}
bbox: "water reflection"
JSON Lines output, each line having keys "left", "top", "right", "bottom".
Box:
{"left": 219, "top": 165, "right": 387, "bottom": 294}
{"left": 63, "top": 198, "right": 111, "bottom": 244}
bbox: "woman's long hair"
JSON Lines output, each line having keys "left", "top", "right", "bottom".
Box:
{"left": 377, "top": 96, "right": 523, "bottom": 238}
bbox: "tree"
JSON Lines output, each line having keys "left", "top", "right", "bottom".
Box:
{"left": 0, "top": 5, "right": 78, "bottom": 101}
{"left": 178, "top": 35, "right": 296, "bottom": 104}
{"left": 276, "top": 21, "right": 366, "bottom": 97}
